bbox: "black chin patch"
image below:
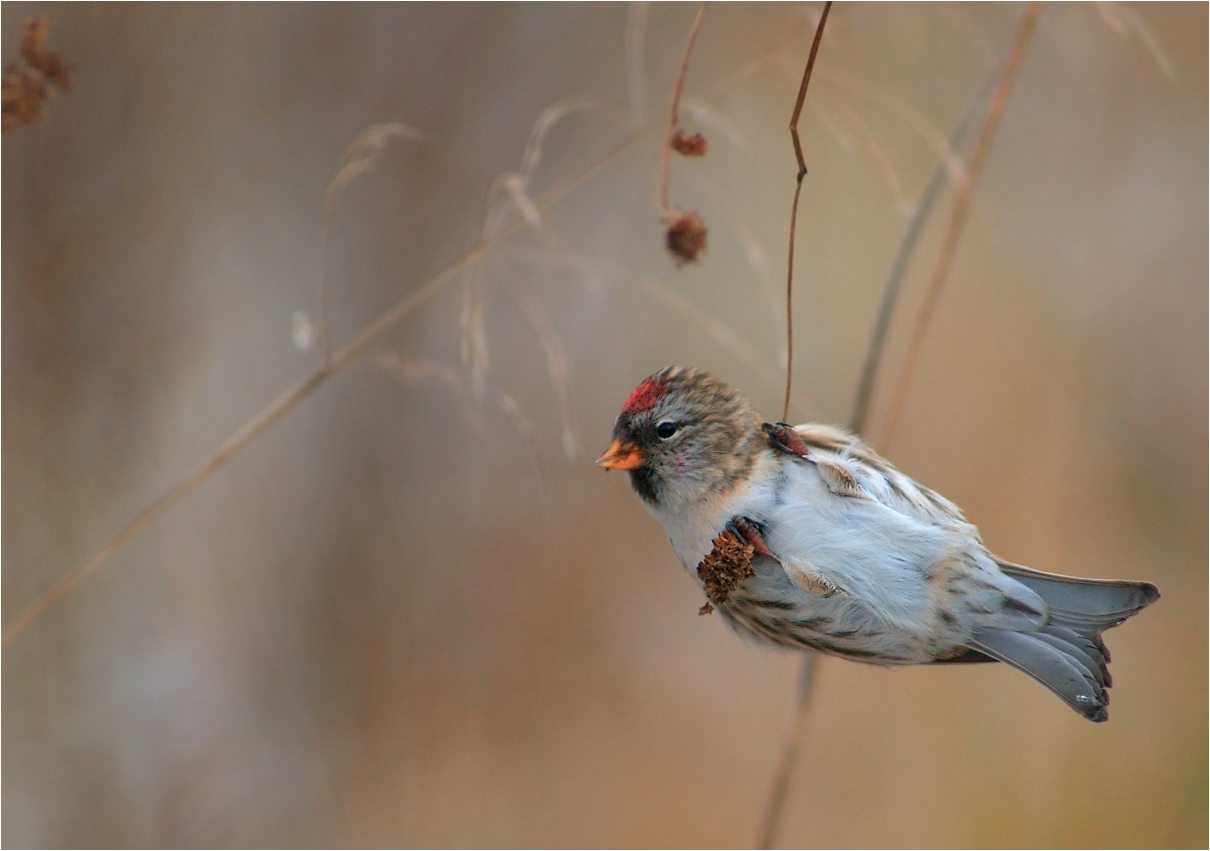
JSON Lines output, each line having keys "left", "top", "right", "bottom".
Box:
{"left": 628, "top": 466, "right": 661, "bottom": 505}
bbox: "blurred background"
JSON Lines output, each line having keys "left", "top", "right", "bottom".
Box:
{"left": 3, "top": 3, "right": 1205, "bottom": 847}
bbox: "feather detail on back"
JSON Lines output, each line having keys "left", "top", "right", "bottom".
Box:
{"left": 786, "top": 424, "right": 970, "bottom": 531}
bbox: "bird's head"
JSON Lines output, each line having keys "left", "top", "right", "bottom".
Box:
{"left": 597, "top": 367, "right": 764, "bottom": 510}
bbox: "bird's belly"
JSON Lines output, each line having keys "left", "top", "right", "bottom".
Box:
{"left": 660, "top": 460, "right": 977, "bottom": 662}
{"left": 718, "top": 555, "right": 965, "bottom": 665}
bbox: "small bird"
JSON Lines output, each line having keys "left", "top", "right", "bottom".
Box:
{"left": 598, "top": 366, "right": 1159, "bottom": 721}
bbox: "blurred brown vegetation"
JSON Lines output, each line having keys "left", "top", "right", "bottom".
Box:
{"left": 3, "top": 4, "right": 1205, "bottom": 847}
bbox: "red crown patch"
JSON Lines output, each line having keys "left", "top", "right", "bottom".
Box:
{"left": 623, "top": 377, "right": 667, "bottom": 413}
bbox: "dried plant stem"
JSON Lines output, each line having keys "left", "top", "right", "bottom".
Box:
{"left": 849, "top": 68, "right": 1003, "bottom": 436}
{"left": 658, "top": 2, "right": 707, "bottom": 215}
{"left": 1, "top": 367, "right": 326, "bottom": 646}
{"left": 786, "top": 3, "right": 832, "bottom": 181}
{"left": 755, "top": 652, "right": 820, "bottom": 849}
{"left": 318, "top": 219, "right": 333, "bottom": 363}
{"left": 498, "top": 245, "right": 782, "bottom": 388}
{"left": 781, "top": 1, "right": 831, "bottom": 422}
{"left": 782, "top": 178, "right": 805, "bottom": 424}
{"left": 319, "top": 123, "right": 427, "bottom": 364}
{"left": 877, "top": 1, "right": 1043, "bottom": 450}
{"left": 2, "top": 127, "right": 645, "bottom": 648}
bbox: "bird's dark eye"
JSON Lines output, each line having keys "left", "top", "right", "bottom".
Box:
{"left": 656, "top": 421, "right": 679, "bottom": 439}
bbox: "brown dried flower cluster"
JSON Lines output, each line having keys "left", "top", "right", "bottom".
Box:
{"left": 664, "top": 209, "right": 708, "bottom": 266}
{"left": 3, "top": 18, "right": 71, "bottom": 136}
{"left": 671, "top": 129, "right": 708, "bottom": 157}
{"left": 695, "top": 530, "right": 755, "bottom": 615}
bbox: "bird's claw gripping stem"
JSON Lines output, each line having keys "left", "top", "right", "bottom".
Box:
{"left": 763, "top": 422, "right": 810, "bottom": 458}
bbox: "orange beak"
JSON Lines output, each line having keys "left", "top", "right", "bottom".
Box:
{"left": 596, "top": 438, "right": 644, "bottom": 470}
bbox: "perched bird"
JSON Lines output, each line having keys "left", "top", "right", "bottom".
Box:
{"left": 598, "top": 366, "right": 1158, "bottom": 721}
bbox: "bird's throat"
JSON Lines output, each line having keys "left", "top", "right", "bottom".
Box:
{"left": 627, "top": 466, "right": 661, "bottom": 506}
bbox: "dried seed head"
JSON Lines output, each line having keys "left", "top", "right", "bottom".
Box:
{"left": 664, "top": 209, "right": 707, "bottom": 266}
{"left": 696, "top": 530, "right": 755, "bottom": 607}
{"left": 672, "top": 130, "right": 708, "bottom": 156}
{"left": 2, "top": 17, "right": 70, "bottom": 135}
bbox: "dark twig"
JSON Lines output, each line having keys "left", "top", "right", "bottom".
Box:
{"left": 787, "top": 4, "right": 832, "bottom": 181}
{"left": 782, "top": 1, "right": 832, "bottom": 423}
{"left": 878, "top": 2, "right": 1043, "bottom": 450}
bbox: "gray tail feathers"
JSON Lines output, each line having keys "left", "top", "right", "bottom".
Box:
{"left": 969, "top": 561, "right": 1159, "bottom": 722}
